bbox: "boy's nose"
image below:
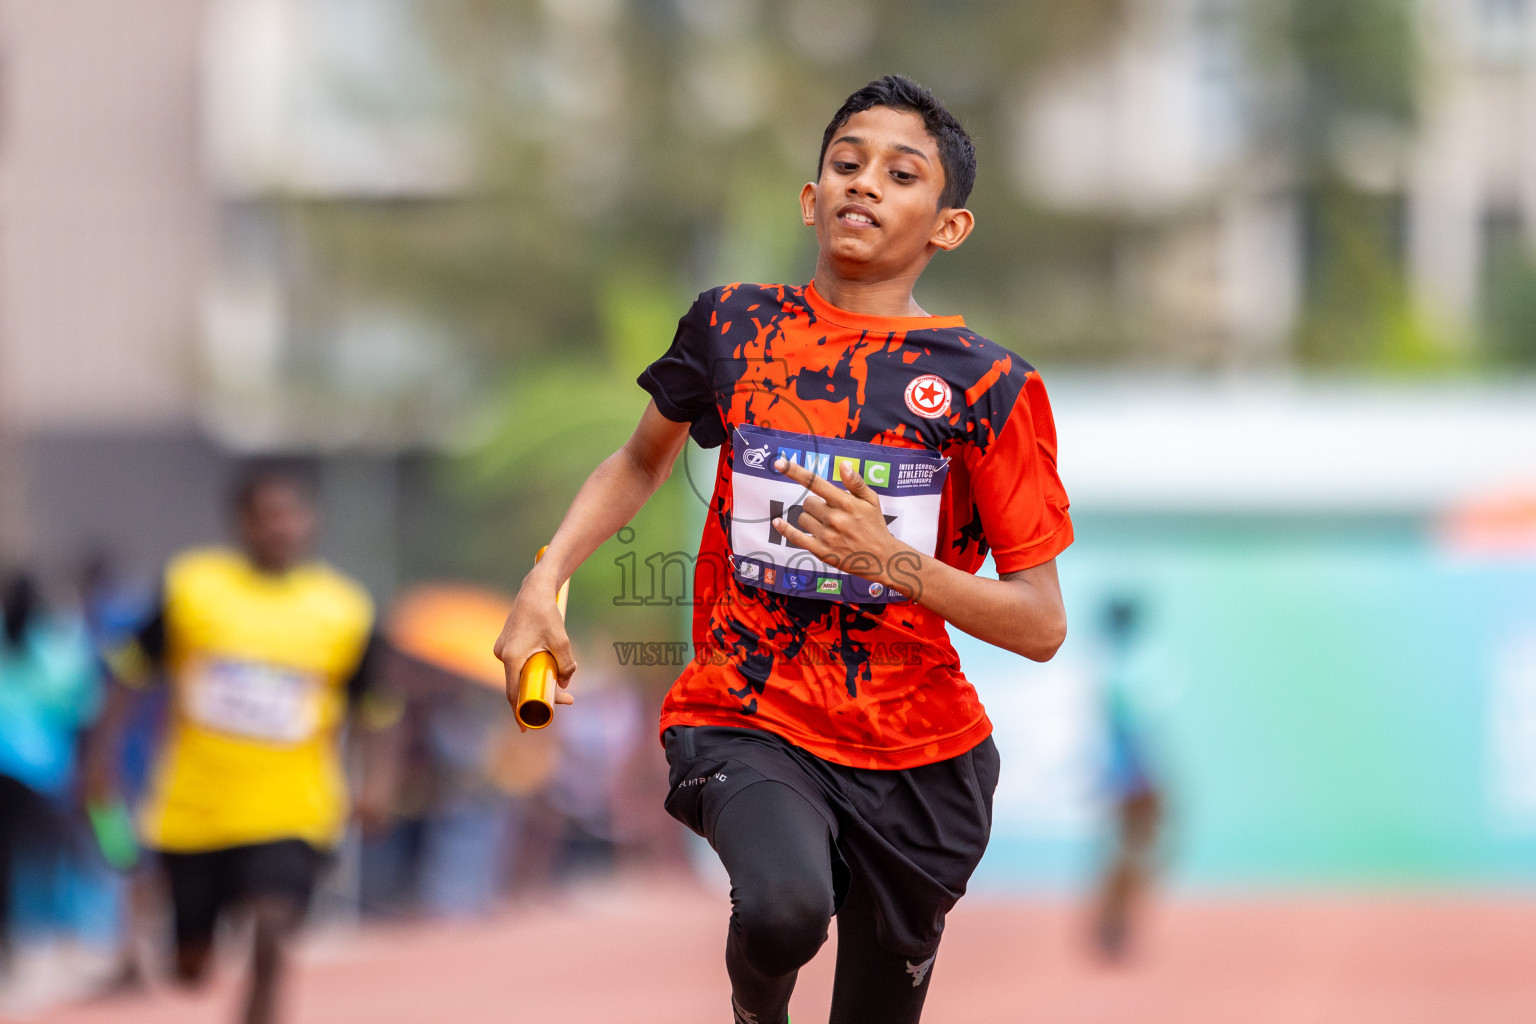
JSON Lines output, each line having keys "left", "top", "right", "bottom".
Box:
{"left": 846, "top": 171, "right": 880, "bottom": 200}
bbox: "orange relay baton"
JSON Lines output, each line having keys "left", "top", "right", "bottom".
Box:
{"left": 513, "top": 546, "right": 570, "bottom": 730}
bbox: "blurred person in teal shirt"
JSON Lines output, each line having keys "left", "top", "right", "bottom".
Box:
{"left": 1090, "top": 596, "right": 1165, "bottom": 963}
{"left": 0, "top": 573, "right": 100, "bottom": 972}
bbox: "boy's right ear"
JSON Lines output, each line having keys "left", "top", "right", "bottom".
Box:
{"left": 799, "top": 182, "right": 817, "bottom": 227}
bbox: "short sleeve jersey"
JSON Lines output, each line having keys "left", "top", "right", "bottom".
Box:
{"left": 638, "top": 282, "right": 1073, "bottom": 769}
{"left": 111, "top": 548, "right": 376, "bottom": 852}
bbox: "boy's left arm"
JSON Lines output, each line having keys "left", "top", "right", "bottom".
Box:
{"left": 345, "top": 634, "right": 406, "bottom": 834}
{"left": 770, "top": 460, "right": 1066, "bottom": 661}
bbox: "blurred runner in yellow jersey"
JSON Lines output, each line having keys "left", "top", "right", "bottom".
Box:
{"left": 84, "top": 468, "right": 401, "bottom": 1024}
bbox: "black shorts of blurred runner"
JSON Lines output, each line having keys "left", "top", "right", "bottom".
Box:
{"left": 158, "top": 839, "right": 327, "bottom": 952}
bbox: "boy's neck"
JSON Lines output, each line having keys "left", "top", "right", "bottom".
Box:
{"left": 812, "top": 263, "right": 930, "bottom": 318}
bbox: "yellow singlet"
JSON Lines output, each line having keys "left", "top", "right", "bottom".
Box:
{"left": 132, "top": 548, "right": 374, "bottom": 852}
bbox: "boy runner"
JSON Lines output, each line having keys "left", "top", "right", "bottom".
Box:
{"left": 495, "top": 75, "right": 1072, "bottom": 1024}
{"left": 84, "top": 470, "right": 399, "bottom": 1024}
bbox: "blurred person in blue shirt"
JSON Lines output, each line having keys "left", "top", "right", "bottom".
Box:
{"left": 1090, "top": 596, "right": 1165, "bottom": 963}
{"left": 0, "top": 573, "right": 100, "bottom": 973}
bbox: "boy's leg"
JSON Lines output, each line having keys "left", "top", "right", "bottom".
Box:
{"left": 158, "top": 849, "right": 224, "bottom": 987}
{"left": 1093, "top": 786, "right": 1161, "bottom": 961}
{"left": 230, "top": 840, "right": 322, "bottom": 1024}
{"left": 712, "top": 781, "right": 836, "bottom": 1024}
{"left": 827, "top": 873, "right": 938, "bottom": 1024}
{"left": 825, "top": 735, "right": 1001, "bottom": 1024}
{"left": 242, "top": 893, "right": 304, "bottom": 1024}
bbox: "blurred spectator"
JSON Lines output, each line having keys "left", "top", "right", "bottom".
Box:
{"left": 543, "top": 658, "right": 644, "bottom": 882}
{"left": 414, "top": 670, "right": 530, "bottom": 917}
{"left": 1090, "top": 597, "right": 1165, "bottom": 963}
{"left": 0, "top": 574, "right": 99, "bottom": 975}
{"left": 83, "top": 469, "right": 402, "bottom": 1024}
{"left": 368, "top": 584, "right": 558, "bottom": 917}
{"left": 359, "top": 630, "right": 648, "bottom": 915}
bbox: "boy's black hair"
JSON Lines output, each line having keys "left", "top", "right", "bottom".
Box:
{"left": 230, "top": 461, "right": 316, "bottom": 513}
{"left": 817, "top": 75, "right": 977, "bottom": 211}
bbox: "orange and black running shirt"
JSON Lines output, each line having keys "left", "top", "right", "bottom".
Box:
{"left": 638, "top": 282, "right": 1073, "bottom": 769}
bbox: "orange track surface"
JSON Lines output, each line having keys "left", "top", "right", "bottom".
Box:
{"left": 31, "top": 879, "right": 1536, "bottom": 1024}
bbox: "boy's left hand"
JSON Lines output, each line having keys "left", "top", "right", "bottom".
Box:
{"left": 770, "top": 457, "right": 906, "bottom": 577}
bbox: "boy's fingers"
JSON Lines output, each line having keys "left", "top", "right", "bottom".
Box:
{"left": 505, "top": 656, "right": 532, "bottom": 715}
{"left": 791, "top": 507, "right": 825, "bottom": 534}
{"left": 774, "top": 457, "right": 844, "bottom": 505}
{"left": 842, "top": 469, "right": 881, "bottom": 508}
{"left": 493, "top": 622, "right": 515, "bottom": 663}
{"left": 773, "top": 516, "right": 827, "bottom": 558}
{"left": 542, "top": 624, "right": 573, "bottom": 671}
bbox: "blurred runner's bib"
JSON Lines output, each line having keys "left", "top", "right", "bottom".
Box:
{"left": 186, "top": 659, "right": 320, "bottom": 744}
{"left": 729, "top": 424, "right": 948, "bottom": 603}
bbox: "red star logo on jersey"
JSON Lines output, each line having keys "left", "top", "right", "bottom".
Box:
{"left": 904, "top": 374, "right": 951, "bottom": 419}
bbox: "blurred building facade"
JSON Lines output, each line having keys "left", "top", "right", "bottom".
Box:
{"left": 1019, "top": 0, "right": 1536, "bottom": 363}
{"left": 1410, "top": 0, "right": 1536, "bottom": 336}
{"left": 0, "top": 0, "right": 219, "bottom": 577}
{"left": 0, "top": 0, "right": 463, "bottom": 594}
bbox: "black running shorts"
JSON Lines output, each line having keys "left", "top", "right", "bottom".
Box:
{"left": 662, "top": 725, "right": 999, "bottom": 957}
{"left": 158, "top": 839, "right": 325, "bottom": 949}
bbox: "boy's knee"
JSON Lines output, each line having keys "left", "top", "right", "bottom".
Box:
{"left": 733, "top": 884, "right": 832, "bottom": 976}
{"left": 248, "top": 894, "right": 303, "bottom": 937}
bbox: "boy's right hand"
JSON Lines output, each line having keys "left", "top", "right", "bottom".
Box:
{"left": 81, "top": 755, "right": 118, "bottom": 813}
{"left": 494, "top": 568, "right": 577, "bottom": 728}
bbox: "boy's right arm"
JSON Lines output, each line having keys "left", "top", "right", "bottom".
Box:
{"left": 493, "top": 400, "right": 692, "bottom": 710}
{"left": 82, "top": 680, "right": 142, "bottom": 807}
{"left": 82, "top": 606, "right": 166, "bottom": 807}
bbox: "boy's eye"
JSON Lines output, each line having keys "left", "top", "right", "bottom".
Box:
{"left": 833, "top": 161, "right": 858, "bottom": 174}
{"left": 890, "top": 170, "right": 916, "bottom": 183}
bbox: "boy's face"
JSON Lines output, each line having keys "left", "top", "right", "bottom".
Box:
{"left": 801, "top": 106, "right": 973, "bottom": 282}
{"left": 237, "top": 480, "right": 316, "bottom": 573}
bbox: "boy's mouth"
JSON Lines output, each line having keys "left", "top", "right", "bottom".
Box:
{"left": 836, "top": 204, "right": 880, "bottom": 229}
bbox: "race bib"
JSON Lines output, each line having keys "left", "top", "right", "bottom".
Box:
{"left": 185, "top": 659, "right": 321, "bottom": 744}
{"left": 730, "top": 424, "right": 949, "bottom": 603}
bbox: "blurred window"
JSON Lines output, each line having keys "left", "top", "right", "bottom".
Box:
{"left": 1193, "top": 0, "right": 1246, "bottom": 165}
{"left": 1480, "top": 208, "right": 1536, "bottom": 365}
{"left": 1476, "top": 0, "right": 1529, "bottom": 64}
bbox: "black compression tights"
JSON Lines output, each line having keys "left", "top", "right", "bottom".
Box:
{"left": 713, "top": 782, "right": 938, "bottom": 1024}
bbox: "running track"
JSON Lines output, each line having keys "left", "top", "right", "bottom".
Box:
{"left": 29, "top": 878, "right": 1536, "bottom": 1024}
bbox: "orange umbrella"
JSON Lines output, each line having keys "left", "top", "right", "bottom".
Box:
{"left": 387, "top": 583, "right": 515, "bottom": 690}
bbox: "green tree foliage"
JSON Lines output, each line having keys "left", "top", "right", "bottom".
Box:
{"left": 1280, "top": 0, "right": 1447, "bottom": 369}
